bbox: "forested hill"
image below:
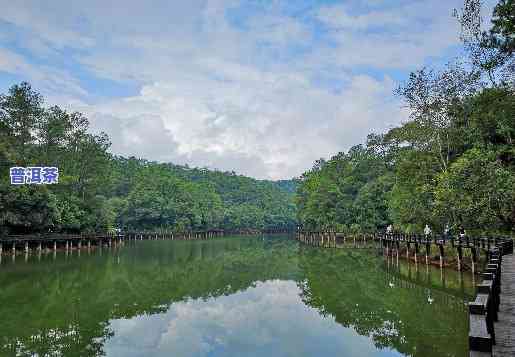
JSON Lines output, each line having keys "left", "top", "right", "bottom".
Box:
{"left": 296, "top": 0, "right": 515, "bottom": 235}
{"left": 0, "top": 84, "right": 296, "bottom": 234}
{"left": 109, "top": 158, "right": 297, "bottom": 232}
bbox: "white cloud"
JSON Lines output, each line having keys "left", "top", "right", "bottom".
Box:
{"left": 104, "top": 280, "right": 386, "bottom": 357}
{"left": 0, "top": 47, "right": 87, "bottom": 98}
{"left": 0, "top": 0, "right": 494, "bottom": 179}
{"left": 80, "top": 70, "right": 399, "bottom": 179}
{"left": 317, "top": 5, "right": 406, "bottom": 31}
{"left": 314, "top": 1, "right": 466, "bottom": 70}
{"left": 0, "top": 2, "right": 95, "bottom": 49}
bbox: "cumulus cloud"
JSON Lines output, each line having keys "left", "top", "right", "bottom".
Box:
{"left": 0, "top": 0, "right": 495, "bottom": 179}
{"left": 81, "top": 71, "right": 399, "bottom": 179}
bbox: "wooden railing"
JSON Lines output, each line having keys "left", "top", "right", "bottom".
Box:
{"left": 296, "top": 231, "right": 514, "bottom": 356}
{"left": 0, "top": 229, "right": 290, "bottom": 254}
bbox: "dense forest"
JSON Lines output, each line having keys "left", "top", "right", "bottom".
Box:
{"left": 0, "top": 88, "right": 296, "bottom": 234}
{"left": 296, "top": 0, "right": 514, "bottom": 235}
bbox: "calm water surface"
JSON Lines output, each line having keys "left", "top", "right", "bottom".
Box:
{"left": 0, "top": 235, "right": 474, "bottom": 357}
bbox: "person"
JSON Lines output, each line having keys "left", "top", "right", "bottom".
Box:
{"left": 386, "top": 224, "right": 393, "bottom": 235}
{"left": 458, "top": 225, "right": 466, "bottom": 238}
{"left": 423, "top": 224, "right": 431, "bottom": 236}
{"left": 443, "top": 224, "right": 450, "bottom": 240}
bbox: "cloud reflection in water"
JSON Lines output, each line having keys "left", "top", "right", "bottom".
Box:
{"left": 104, "top": 280, "right": 401, "bottom": 357}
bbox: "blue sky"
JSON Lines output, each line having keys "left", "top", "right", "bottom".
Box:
{"left": 0, "top": 0, "right": 496, "bottom": 179}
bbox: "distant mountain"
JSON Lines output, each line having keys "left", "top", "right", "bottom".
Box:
{"left": 108, "top": 158, "right": 298, "bottom": 232}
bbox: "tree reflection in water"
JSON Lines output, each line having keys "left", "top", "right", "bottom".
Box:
{"left": 0, "top": 235, "right": 473, "bottom": 356}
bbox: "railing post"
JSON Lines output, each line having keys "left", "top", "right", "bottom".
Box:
{"left": 439, "top": 244, "right": 444, "bottom": 268}
{"left": 471, "top": 247, "right": 478, "bottom": 274}
{"left": 457, "top": 245, "right": 463, "bottom": 271}
{"left": 469, "top": 288, "right": 494, "bottom": 353}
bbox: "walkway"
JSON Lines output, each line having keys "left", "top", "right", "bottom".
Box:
{"left": 493, "top": 252, "right": 515, "bottom": 357}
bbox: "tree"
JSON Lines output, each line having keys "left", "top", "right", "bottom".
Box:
{"left": 455, "top": 0, "right": 514, "bottom": 85}
{"left": 395, "top": 65, "right": 478, "bottom": 173}
{"left": 490, "top": 0, "right": 515, "bottom": 57}
{"left": 0, "top": 185, "right": 59, "bottom": 233}
{"left": 295, "top": 0, "right": 514, "bottom": 235}
{"left": 434, "top": 148, "right": 515, "bottom": 232}
{"left": 0, "top": 82, "right": 297, "bottom": 234}
{"left": 296, "top": 144, "right": 393, "bottom": 232}
{"left": 387, "top": 150, "right": 439, "bottom": 232}
{"left": 0, "top": 82, "right": 44, "bottom": 164}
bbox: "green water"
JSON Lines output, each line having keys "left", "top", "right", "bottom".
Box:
{"left": 0, "top": 235, "right": 474, "bottom": 357}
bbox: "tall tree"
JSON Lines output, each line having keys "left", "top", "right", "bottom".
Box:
{"left": 0, "top": 82, "right": 44, "bottom": 164}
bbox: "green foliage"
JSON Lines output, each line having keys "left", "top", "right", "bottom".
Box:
{"left": 462, "top": 87, "right": 515, "bottom": 154}
{"left": 297, "top": 0, "right": 514, "bottom": 235}
{"left": 0, "top": 82, "right": 111, "bottom": 233}
{"left": 296, "top": 145, "right": 393, "bottom": 232}
{"left": 0, "top": 83, "right": 296, "bottom": 233}
{"left": 489, "top": 0, "right": 515, "bottom": 57}
{"left": 434, "top": 148, "right": 515, "bottom": 231}
{"left": 0, "top": 184, "right": 59, "bottom": 234}
{"left": 298, "top": 89, "right": 514, "bottom": 234}
{"left": 456, "top": 0, "right": 514, "bottom": 84}
{"left": 109, "top": 159, "right": 296, "bottom": 232}
{"left": 388, "top": 150, "right": 439, "bottom": 232}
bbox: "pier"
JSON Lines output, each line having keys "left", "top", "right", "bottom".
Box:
{"left": 0, "top": 230, "right": 227, "bottom": 257}
{"left": 296, "top": 231, "right": 514, "bottom": 356}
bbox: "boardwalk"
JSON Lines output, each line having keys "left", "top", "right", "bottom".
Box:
{"left": 493, "top": 253, "right": 515, "bottom": 357}
{"left": 296, "top": 231, "right": 515, "bottom": 356}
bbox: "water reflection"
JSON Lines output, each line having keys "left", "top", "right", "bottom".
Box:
{"left": 0, "top": 235, "right": 474, "bottom": 357}
{"left": 296, "top": 246, "right": 473, "bottom": 357}
{"left": 105, "top": 280, "right": 399, "bottom": 357}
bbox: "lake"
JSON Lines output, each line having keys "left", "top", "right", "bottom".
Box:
{"left": 0, "top": 234, "right": 474, "bottom": 357}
